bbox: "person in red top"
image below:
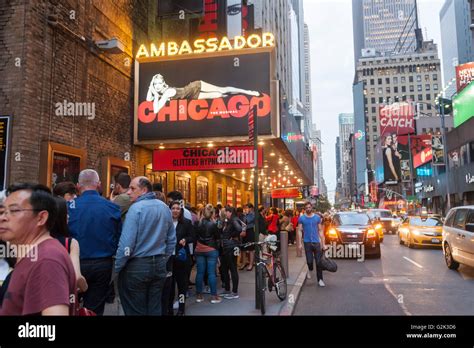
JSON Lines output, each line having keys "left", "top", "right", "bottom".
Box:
{"left": 265, "top": 207, "right": 279, "bottom": 234}
{"left": 0, "top": 183, "right": 76, "bottom": 316}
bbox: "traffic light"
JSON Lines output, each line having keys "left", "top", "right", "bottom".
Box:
{"left": 436, "top": 98, "right": 452, "bottom": 113}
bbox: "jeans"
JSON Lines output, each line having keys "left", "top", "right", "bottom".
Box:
{"left": 169, "top": 258, "right": 191, "bottom": 314}
{"left": 161, "top": 256, "right": 174, "bottom": 316}
{"left": 195, "top": 249, "right": 219, "bottom": 296}
{"left": 118, "top": 255, "right": 167, "bottom": 316}
{"left": 304, "top": 242, "right": 323, "bottom": 281}
{"left": 80, "top": 258, "right": 113, "bottom": 316}
{"left": 221, "top": 248, "right": 239, "bottom": 293}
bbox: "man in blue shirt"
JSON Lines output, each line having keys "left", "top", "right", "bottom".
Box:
{"left": 115, "top": 176, "right": 176, "bottom": 315}
{"left": 68, "top": 169, "right": 122, "bottom": 315}
{"left": 298, "top": 201, "right": 326, "bottom": 287}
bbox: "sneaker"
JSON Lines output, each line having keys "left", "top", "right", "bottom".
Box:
{"left": 224, "top": 292, "right": 239, "bottom": 299}
{"left": 306, "top": 272, "right": 312, "bottom": 279}
{"left": 196, "top": 294, "right": 204, "bottom": 303}
{"left": 219, "top": 290, "right": 231, "bottom": 296}
{"left": 210, "top": 296, "right": 222, "bottom": 304}
{"left": 203, "top": 286, "right": 211, "bottom": 294}
{"left": 318, "top": 279, "right": 326, "bottom": 287}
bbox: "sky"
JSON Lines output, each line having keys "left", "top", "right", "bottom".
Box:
{"left": 303, "top": 0, "right": 445, "bottom": 203}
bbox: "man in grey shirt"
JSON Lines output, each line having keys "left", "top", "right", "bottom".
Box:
{"left": 110, "top": 173, "right": 132, "bottom": 222}
{"left": 115, "top": 176, "right": 176, "bottom": 315}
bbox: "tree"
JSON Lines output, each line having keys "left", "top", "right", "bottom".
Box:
{"left": 314, "top": 195, "right": 332, "bottom": 213}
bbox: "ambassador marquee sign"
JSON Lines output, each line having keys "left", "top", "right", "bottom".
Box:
{"left": 136, "top": 33, "right": 275, "bottom": 59}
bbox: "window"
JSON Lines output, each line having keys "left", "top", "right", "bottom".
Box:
{"left": 175, "top": 172, "right": 191, "bottom": 203}
{"left": 417, "top": 75, "right": 421, "bottom": 82}
{"left": 386, "top": 87, "right": 390, "bottom": 93}
{"left": 453, "top": 209, "right": 468, "bottom": 230}
{"left": 378, "top": 78, "right": 382, "bottom": 84}
{"left": 427, "top": 104, "right": 432, "bottom": 110}
{"left": 379, "top": 97, "right": 383, "bottom": 103}
{"left": 372, "top": 126, "right": 377, "bottom": 132}
{"left": 370, "top": 97, "right": 375, "bottom": 103}
{"left": 370, "top": 88, "right": 375, "bottom": 95}
{"left": 425, "top": 84, "right": 430, "bottom": 91}
{"left": 394, "top": 86, "right": 398, "bottom": 93}
{"left": 417, "top": 85, "right": 422, "bottom": 91}
{"left": 426, "top": 94, "right": 431, "bottom": 100}
{"left": 409, "top": 76, "right": 414, "bottom": 83}
{"left": 393, "top": 77, "right": 398, "bottom": 84}
{"left": 418, "top": 94, "right": 423, "bottom": 101}
{"left": 445, "top": 210, "right": 456, "bottom": 227}
{"left": 385, "top": 77, "right": 390, "bottom": 84}
{"left": 371, "top": 106, "right": 376, "bottom": 113}
{"left": 196, "top": 176, "right": 209, "bottom": 204}
{"left": 402, "top": 86, "right": 406, "bottom": 92}
{"left": 433, "top": 74, "right": 438, "bottom": 81}
{"left": 410, "top": 95, "right": 415, "bottom": 101}
{"left": 425, "top": 75, "right": 430, "bottom": 82}
{"left": 378, "top": 88, "right": 383, "bottom": 94}
{"left": 434, "top": 84, "right": 438, "bottom": 90}
{"left": 410, "top": 85, "right": 414, "bottom": 92}
{"left": 372, "top": 116, "right": 377, "bottom": 123}
{"left": 401, "top": 76, "right": 406, "bottom": 83}
{"left": 419, "top": 104, "right": 424, "bottom": 110}
{"left": 370, "top": 79, "right": 374, "bottom": 85}
{"left": 470, "top": 141, "right": 474, "bottom": 163}
{"left": 373, "top": 135, "right": 377, "bottom": 141}
{"left": 422, "top": 128, "right": 426, "bottom": 133}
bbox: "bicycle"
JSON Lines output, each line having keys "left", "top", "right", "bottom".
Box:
{"left": 241, "top": 234, "right": 287, "bottom": 315}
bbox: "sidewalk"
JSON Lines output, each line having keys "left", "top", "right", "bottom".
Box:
{"left": 104, "top": 244, "right": 307, "bottom": 316}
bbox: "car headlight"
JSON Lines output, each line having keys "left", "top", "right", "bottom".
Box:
{"left": 412, "top": 229, "right": 422, "bottom": 236}
{"left": 400, "top": 227, "right": 409, "bottom": 234}
{"left": 391, "top": 220, "right": 397, "bottom": 227}
{"left": 367, "top": 229, "right": 376, "bottom": 238}
{"left": 328, "top": 228, "right": 338, "bottom": 239}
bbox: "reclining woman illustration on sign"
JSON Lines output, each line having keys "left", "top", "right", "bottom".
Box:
{"left": 146, "top": 74, "right": 261, "bottom": 114}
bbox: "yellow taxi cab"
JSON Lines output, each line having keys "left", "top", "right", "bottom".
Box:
{"left": 398, "top": 215, "right": 443, "bottom": 248}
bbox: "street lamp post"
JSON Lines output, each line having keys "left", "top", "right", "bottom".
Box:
{"left": 438, "top": 98, "right": 451, "bottom": 212}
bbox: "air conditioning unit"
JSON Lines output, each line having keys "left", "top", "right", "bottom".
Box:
{"left": 95, "top": 38, "right": 125, "bottom": 54}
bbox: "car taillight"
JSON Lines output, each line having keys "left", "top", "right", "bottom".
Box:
{"left": 367, "top": 229, "right": 376, "bottom": 238}
{"left": 328, "top": 228, "right": 338, "bottom": 239}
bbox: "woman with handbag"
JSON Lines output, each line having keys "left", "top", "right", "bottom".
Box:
{"left": 220, "top": 206, "right": 242, "bottom": 299}
{"left": 168, "top": 201, "right": 194, "bottom": 315}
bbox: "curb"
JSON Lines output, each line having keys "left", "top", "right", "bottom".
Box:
{"left": 278, "top": 262, "right": 307, "bottom": 316}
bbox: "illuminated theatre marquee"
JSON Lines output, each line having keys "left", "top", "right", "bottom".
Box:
{"left": 136, "top": 33, "right": 275, "bottom": 59}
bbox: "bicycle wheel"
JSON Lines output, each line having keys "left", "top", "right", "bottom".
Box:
{"left": 256, "top": 263, "right": 266, "bottom": 315}
{"left": 274, "top": 262, "right": 287, "bottom": 301}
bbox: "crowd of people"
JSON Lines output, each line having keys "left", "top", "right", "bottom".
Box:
{"left": 0, "top": 169, "right": 331, "bottom": 316}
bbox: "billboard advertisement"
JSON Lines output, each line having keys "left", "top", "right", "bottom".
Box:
{"left": 431, "top": 135, "right": 445, "bottom": 165}
{"left": 378, "top": 133, "right": 404, "bottom": 184}
{"left": 456, "top": 61, "right": 474, "bottom": 92}
{"left": 396, "top": 135, "right": 411, "bottom": 182}
{"left": 410, "top": 135, "right": 432, "bottom": 169}
{"left": 271, "top": 187, "right": 300, "bottom": 199}
{"left": 453, "top": 80, "right": 474, "bottom": 128}
{"left": 152, "top": 146, "right": 263, "bottom": 171}
{"left": 379, "top": 102, "right": 415, "bottom": 136}
{"left": 135, "top": 48, "right": 275, "bottom": 144}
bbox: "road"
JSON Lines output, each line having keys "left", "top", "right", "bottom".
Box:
{"left": 294, "top": 234, "right": 474, "bottom": 315}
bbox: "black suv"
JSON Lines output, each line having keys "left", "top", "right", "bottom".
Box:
{"left": 325, "top": 212, "right": 381, "bottom": 258}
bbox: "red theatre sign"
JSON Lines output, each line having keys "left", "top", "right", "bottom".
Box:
{"left": 410, "top": 135, "right": 432, "bottom": 169}
{"left": 271, "top": 188, "right": 300, "bottom": 199}
{"left": 456, "top": 62, "right": 474, "bottom": 92}
{"left": 379, "top": 102, "right": 415, "bottom": 136}
{"left": 153, "top": 146, "right": 263, "bottom": 171}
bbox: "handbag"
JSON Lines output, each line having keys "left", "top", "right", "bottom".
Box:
{"left": 319, "top": 255, "right": 337, "bottom": 272}
{"left": 176, "top": 247, "right": 187, "bottom": 262}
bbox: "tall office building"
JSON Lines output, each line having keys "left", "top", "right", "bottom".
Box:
{"left": 355, "top": 41, "right": 447, "bottom": 171}
{"left": 353, "top": 0, "right": 418, "bottom": 63}
{"left": 303, "top": 24, "right": 312, "bottom": 135}
{"left": 335, "top": 136, "right": 342, "bottom": 203}
{"left": 440, "top": 0, "right": 474, "bottom": 98}
{"left": 338, "top": 113, "right": 355, "bottom": 200}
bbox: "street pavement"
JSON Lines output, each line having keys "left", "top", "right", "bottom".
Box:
{"left": 294, "top": 233, "right": 474, "bottom": 315}
{"left": 105, "top": 244, "right": 307, "bottom": 316}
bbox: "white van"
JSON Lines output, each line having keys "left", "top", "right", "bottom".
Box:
{"left": 442, "top": 206, "right": 474, "bottom": 269}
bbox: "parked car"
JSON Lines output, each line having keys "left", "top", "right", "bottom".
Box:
{"left": 398, "top": 215, "right": 443, "bottom": 248}
{"left": 367, "top": 209, "right": 399, "bottom": 237}
{"left": 442, "top": 206, "right": 474, "bottom": 270}
{"left": 326, "top": 211, "right": 381, "bottom": 258}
